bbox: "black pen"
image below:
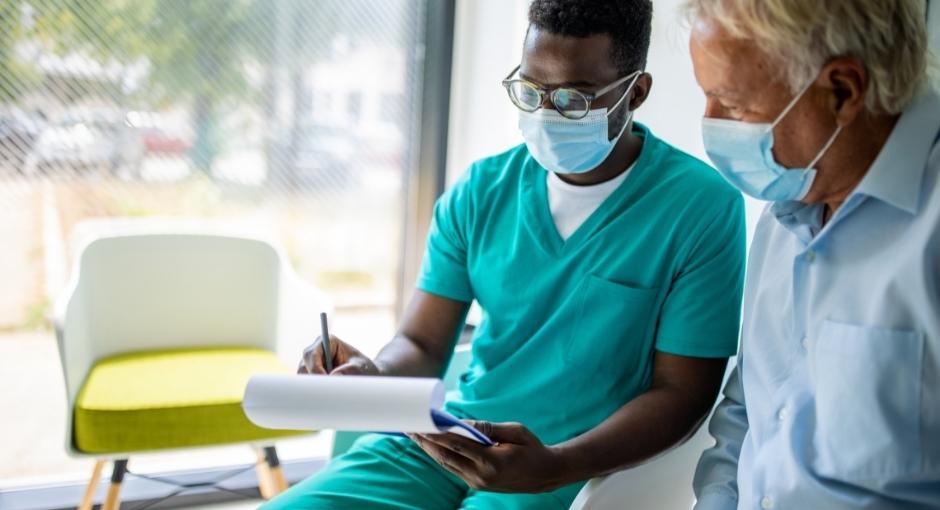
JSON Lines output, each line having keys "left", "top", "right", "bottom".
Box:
{"left": 320, "top": 312, "right": 333, "bottom": 373}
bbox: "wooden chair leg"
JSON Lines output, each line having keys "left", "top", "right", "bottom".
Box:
{"left": 78, "top": 459, "right": 106, "bottom": 510}
{"left": 263, "top": 446, "right": 289, "bottom": 494}
{"left": 255, "top": 448, "right": 276, "bottom": 500}
{"left": 101, "top": 459, "right": 128, "bottom": 510}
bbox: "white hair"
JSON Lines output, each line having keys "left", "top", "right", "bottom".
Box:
{"left": 684, "top": 0, "right": 932, "bottom": 114}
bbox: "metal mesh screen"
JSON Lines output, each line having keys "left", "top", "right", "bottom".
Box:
{"left": 0, "top": 0, "right": 428, "bottom": 331}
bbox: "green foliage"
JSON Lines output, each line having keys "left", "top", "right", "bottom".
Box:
{"left": 0, "top": 1, "right": 39, "bottom": 102}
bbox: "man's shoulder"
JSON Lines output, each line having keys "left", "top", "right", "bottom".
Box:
{"left": 652, "top": 134, "right": 738, "bottom": 200}
{"left": 448, "top": 143, "right": 532, "bottom": 197}
{"left": 641, "top": 128, "right": 743, "bottom": 214}
{"left": 466, "top": 143, "right": 531, "bottom": 180}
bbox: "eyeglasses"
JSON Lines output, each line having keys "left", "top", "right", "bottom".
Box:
{"left": 501, "top": 65, "right": 641, "bottom": 120}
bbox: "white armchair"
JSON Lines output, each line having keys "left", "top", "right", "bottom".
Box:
{"left": 54, "top": 223, "right": 330, "bottom": 509}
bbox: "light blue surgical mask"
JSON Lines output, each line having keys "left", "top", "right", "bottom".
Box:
{"left": 519, "top": 74, "right": 639, "bottom": 174}
{"left": 701, "top": 78, "right": 843, "bottom": 202}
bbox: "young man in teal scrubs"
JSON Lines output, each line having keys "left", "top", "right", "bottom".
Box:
{"left": 265, "top": 1, "right": 745, "bottom": 508}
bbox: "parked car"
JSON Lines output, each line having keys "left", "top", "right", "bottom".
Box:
{"left": 24, "top": 110, "right": 144, "bottom": 177}
{"left": 126, "top": 110, "right": 192, "bottom": 156}
{"left": 0, "top": 109, "right": 46, "bottom": 170}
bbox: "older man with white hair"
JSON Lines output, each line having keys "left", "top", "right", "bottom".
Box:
{"left": 685, "top": 0, "right": 939, "bottom": 508}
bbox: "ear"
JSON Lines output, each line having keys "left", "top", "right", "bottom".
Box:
{"left": 629, "top": 72, "right": 653, "bottom": 111}
{"left": 818, "top": 57, "right": 867, "bottom": 127}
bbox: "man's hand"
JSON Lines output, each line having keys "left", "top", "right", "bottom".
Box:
{"left": 297, "top": 335, "right": 381, "bottom": 376}
{"left": 409, "top": 421, "right": 569, "bottom": 493}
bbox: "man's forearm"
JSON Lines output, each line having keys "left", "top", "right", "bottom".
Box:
{"left": 372, "top": 333, "right": 450, "bottom": 378}
{"left": 372, "top": 290, "right": 468, "bottom": 378}
{"left": 692, "top": 365, "right": 747, "bottom": 509}
{"left": 551, "top": 384, "right": 713, "bottom": 485}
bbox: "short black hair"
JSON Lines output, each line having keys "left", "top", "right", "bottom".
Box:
{"left": 528, "top": 0, "right": 653, "bottom": 75}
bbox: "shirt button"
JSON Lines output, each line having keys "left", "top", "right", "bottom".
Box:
{"left": 761, "top": 496, "right": 775, "bottom": 509}
{"left": 777, "top": 407, "right": 788, "bottom": 421}
{"left": 800, "top": 336, "right": 808, "bottom": 349}
{"left": 805, "top": 250, "right": 816, "bottom": 263}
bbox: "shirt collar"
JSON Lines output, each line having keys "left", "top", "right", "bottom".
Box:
{"left": 770, "top": 200, "right": 822, "bottom": 243}
{"left": 852, "top": 87, "right": 940, "bottom": 214}
{"left": 772, "top": 87, "right": 940, "bottom": 224}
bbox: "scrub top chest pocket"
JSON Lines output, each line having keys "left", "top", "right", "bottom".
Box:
{"left": 810, "top": 319, "right": 925, "bottom": 480}
{"left": 563, "top": 273, "right": 660, "bottom": 372}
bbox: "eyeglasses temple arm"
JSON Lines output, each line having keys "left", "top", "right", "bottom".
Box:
{"left": 502, "top": 64, "right": 521, "bottom": 82}
{"left": 593, "top": 71, "right": 642, "bottom": 99}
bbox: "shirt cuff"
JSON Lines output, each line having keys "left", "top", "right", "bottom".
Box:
{"left": 693, "top": 489, "right": 738, "bottom": 510}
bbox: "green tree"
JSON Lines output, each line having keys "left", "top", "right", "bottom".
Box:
{"left": 0, "top": 1, "right": 39, "bottom": 103}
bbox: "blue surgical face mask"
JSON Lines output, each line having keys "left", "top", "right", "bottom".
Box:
{"left": 701, "top": 78, "right": 843, "bottom": 202}
{"left": 519, "top": 73, "right": 640, "bottom": 175}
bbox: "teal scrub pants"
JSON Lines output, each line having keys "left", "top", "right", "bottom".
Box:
{"left": 260, "top": 434, "right": 585, "bottom": 510}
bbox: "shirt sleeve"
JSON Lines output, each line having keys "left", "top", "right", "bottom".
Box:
{"left": 654, "top": 193, "right": 746, "bottom": 358}
{"left": 693, "top": 358, "right": 748, "bottom": 510}
{"left": 415, "top": 170, "right": 475, "bottom": 303}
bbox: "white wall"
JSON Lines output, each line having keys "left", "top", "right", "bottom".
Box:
{"left": 446, "top": 0, "right": 529, "bottom": 185}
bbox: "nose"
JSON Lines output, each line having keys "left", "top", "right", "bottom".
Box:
{"left": 703, "top": 98, "right": 724, "bottom": 119}
{"left": 540, "top": 93, "right": 554, "bottom": 111}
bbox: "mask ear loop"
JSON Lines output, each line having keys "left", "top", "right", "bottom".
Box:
{"left": 604, "top": 71, "right": 643, "bottom": 142}
{"left": 769, "top": 75, "right": 844, "bottom": 170}
{"left": 605, "top": 71, "right": 642, "bottom": 119}
{"left": 806, "top": 124, "right": 843, "bottom": 170}
{"left": 769, "top": 77, "right": 818, "bottom": 130}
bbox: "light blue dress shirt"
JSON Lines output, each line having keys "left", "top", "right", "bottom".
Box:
{"left": 693, "top": 88, "right": 940, "bottom": 510}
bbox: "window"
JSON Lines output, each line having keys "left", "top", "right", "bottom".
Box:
{"left": 0, "top": 0, "right": 436, "bottom": 489}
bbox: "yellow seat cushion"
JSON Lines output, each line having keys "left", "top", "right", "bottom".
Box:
{"left": 74, "top": 347, "right": 304, "bottom": 453}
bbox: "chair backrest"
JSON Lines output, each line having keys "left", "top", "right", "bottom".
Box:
{"left": 55, "top": 233, "right": 285, "bottom": 410}
{"left": 79, "top": 233, "right": 282, "bottom": 354}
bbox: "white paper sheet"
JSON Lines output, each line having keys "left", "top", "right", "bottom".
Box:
{"left": 242, "top": 374, "right": 446, "bottom": 433}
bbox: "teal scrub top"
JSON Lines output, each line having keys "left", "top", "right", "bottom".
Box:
{"left": 417, "top": 123, "right": 746, "bottom": 445}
